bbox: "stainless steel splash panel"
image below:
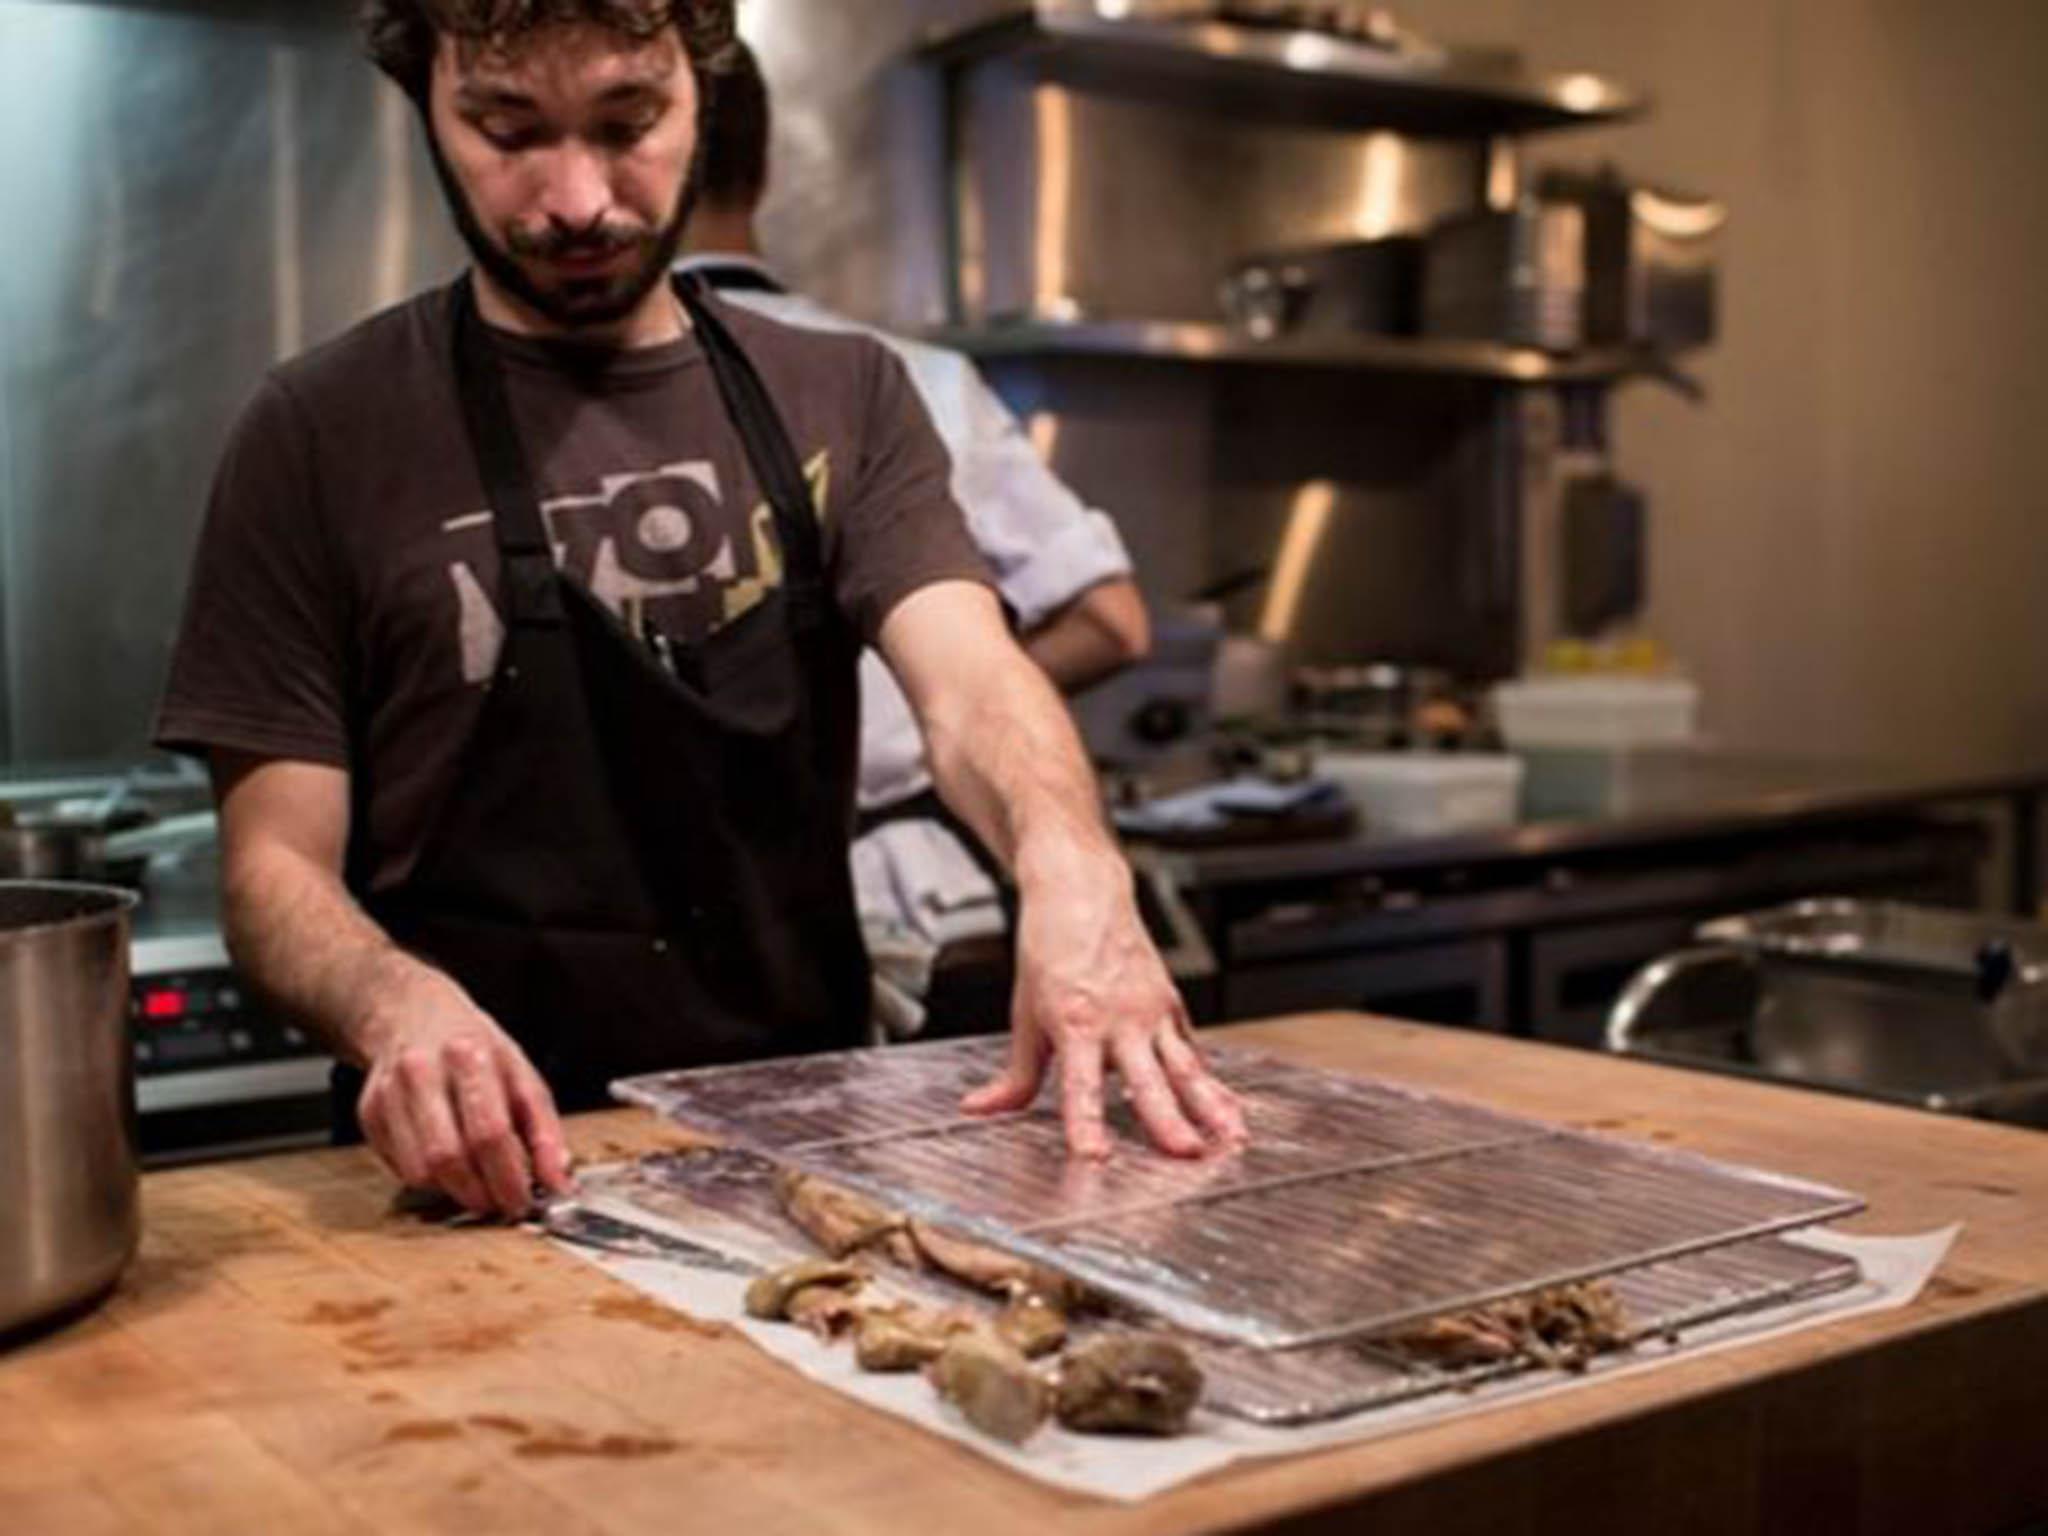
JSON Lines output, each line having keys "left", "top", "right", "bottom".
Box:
{"left": 613, "top": 1037, "right": 1863, "bottom": 1350}
{"left": 946, "top": 75, "right": 1487, "bottom": 325}
{"left": 0, "top": 0, "right": 464, "bottom": 764}
{"left": 1205, "top": 369, "right": 1520, "bottom": 674}
{"left": 586, "top": 1145, "right": 1860, "bottom": 1427}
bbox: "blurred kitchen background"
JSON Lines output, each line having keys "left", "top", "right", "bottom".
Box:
{"left": 3, "top": 0, "right": 2046, "bottom": 1159}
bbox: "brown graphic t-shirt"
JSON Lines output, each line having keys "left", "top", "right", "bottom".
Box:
{"left": 155, "top": 284, "right": 991, "bottom": 893}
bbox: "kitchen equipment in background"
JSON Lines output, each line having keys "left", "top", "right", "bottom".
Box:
{"left": 118, "top": 817, "right": 332, "bottom": 1164}
{"left": 1071, "top": 607, "right": 1223, "bottom": 767}
{"left": 0, "top": 883, "right": 141, "bottom": 1341}
{"left": 1422, "top": 199, "right": 1586, "bottom": 352}
{"left": 0, "top": 821, "right": 120, "bottom": 882}
{"left": 0, "top": 794, "right": 154, "bottom": 886}
{"left": 1492, "top": 674, "right": 1700, "bottom": 750}
{"left": 1316, "top": 750, "right": 1523, "bottom": 837}
{"left": 1292, "top": 662, "right": 1463, "bottom": 747}
{"left": 1540, "top": 165, "right": 1724, "bottom": 353}
{"left": 1113, "top": 775, "right": 1354, "bottom": 852}
{"left": 1608, "top": 900, "right": 2048, "bottom": 1128}
{"left": 1213, "top": 633, "right": 1292, "bottom": 721}
{"left": 1560, "top": 476, "right": 1647, "bottom": 638}
{"left": 130, "top": 926, "right": 331, "bottom": 1164}
{"left": 1552, "top": 382, "right": 1648, "bottom": 641}
{"left": 1197, "top": 1, "right": 1418, "bottom": 52}
{"left": 0, "top": 770, "right": 335, "bottom": 1166}
{"left": 1220, "top": 237, "right": 1423, "bottom": 340}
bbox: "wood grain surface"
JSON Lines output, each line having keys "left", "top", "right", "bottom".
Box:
{"left": 3, "top": 1016, "right": 2044, "bottom": 1536}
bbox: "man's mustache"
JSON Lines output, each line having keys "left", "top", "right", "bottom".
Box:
{"left": 505, "top": 222, "right": 651, "bottom": 261}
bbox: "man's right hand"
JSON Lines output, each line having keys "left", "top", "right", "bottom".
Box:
{"left": 355, "top": 975, "right": 572, "bottom": 1220}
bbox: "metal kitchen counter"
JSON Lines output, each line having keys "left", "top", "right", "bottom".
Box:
{"left": 4, "top": 1016, "right": 2042, "bottom": 1533}
{"left": 1158, "top": 748, "right": 2048, "bottom": 914}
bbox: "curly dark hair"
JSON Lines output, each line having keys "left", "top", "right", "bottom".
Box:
{"left": 699, "top": 39, "right": 769, "bottom": 209}
{"left": 359, "top": 0, "right": 739, "bottom": 104}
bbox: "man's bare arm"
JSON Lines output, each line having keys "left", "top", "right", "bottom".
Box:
{"left": 878, "top": 582, "right": 1244, "bottom": 1159}
{"left": 213, "top": 752, "right": 569, "bottom": 1214}
{"left": 215, "top": 754, "right": 435, "bottom": 1063}
{"left": 1023, "top": 576, "right": 1150, "bottom": 695}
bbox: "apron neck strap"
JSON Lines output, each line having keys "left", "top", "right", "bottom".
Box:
{"left": 673, "top": 274, "right": 828, "bottom": 605}
{"left": 450, "top": 274, "right": 563, "bottom": 628}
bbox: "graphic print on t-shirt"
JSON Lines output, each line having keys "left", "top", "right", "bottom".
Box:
{"left": 442, "top": 450, "right": 831, "bottom": 685}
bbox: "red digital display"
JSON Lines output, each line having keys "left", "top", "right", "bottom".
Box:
{"left": 142, "top": 989, "right": 187, "bottom": 1022}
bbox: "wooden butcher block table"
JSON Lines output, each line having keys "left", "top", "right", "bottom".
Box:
{"left": 4, "top": 1016, "right": 2045, "bottom": 1536}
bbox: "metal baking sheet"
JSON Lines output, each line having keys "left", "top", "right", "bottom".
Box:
{"left": 614, "top": 1037, "right": 1863, "bottom": 1351}
{"left": 580, "top": 1147, "right": 1862, "bottom": 1427}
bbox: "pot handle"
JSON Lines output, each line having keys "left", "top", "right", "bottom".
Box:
{"left": 1605, "top": 946, "right": 1758, "bottom": 1053}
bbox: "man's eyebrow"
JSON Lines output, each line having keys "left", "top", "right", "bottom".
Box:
{"left": 596, "top": 76, "right": 673, "bottom": 106}
{"left": 454, "top": 84, "right": 538, "bottom": 113}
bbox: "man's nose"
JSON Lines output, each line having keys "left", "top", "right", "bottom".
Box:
{"left": 533, "top": 141, "right": 611, "bottom": 231}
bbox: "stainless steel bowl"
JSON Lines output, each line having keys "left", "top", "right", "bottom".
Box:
{"left": 1608, "top": 900, "right": 2048, "bottom": 1128}
{"left": 0, "top": 883, "right": 141, "bottom": 1341}
{"left": 0, "top": 819, "right": 151, "bottom": 886}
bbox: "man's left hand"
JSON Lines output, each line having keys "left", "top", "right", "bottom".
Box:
{"left": 962, "top": 852, "right": 1248, "bottom": 1159}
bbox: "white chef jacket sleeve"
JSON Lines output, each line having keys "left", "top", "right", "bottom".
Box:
{"left": 897, "top": 343, "right": 1134, "bottom": 628}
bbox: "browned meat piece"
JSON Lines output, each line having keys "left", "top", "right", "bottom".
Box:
{"left": 855, "top": 1311, "right": 944, "bottom": 1373}
{"left": 994, "top": 1293, "right": 1068, "bottom": 1360}
{"left": 877, "top": 1227, "right": 924, "bottom": 1270}
{"left": 1380, "top": 1313, "right": 1522, "bottom": 1368}
{"left": 927, "top": 1335, "right": 1050, "bottom": 1444}
{"left": 785, "top": 1283, "right": 866, "bottom": 1341}
{"left": 907, "top": 1220, "right": 1092, "bottom": 1311}
{"left": 1519, "top": 1280, "right": 1633, "bottom": 1371}
{"left": 852, "top": 1305, "right": 981, "bottom": 1373}
{"left": 775, "top": 1169, "right": 906, "bottom": 1259}
{"left": 742, "top": 1259, "right": 863, "bottom": 1321}
{"left": 1383, "top": 1281, "right": 1633, "bottom": 1374}
{"left": 1054, "top": 1335, "right": 1204, "bottom": 1436}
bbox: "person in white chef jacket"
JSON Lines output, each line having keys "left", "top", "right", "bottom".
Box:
{"left": 678, "top": 42, "right": 1151, "bottom": 1037}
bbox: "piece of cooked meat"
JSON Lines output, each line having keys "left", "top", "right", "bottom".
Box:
{"left": 1379, "top": 1312, "right": 1522, "bottom": 1367}
{"left": 1383, "top": 1280, "right": 1633, "bottom": 1374}
{"left": 743, "top": 1259, "right": 863, "bottom": 1321}
{"left": 1054, "top": 1335, "right": 1204, "bottom": 1436}
{"left": 927, "top": 1335, "right": 1050, "bottom": 1444}
{"left": 993, "top": 1293, "right": 1068, "bottom": 1360}
{"left": 775, "top": 1169, "right": 906, "bottom": 1259}
{"left": 1516, "top": 1279, "right": 1633, "bottom": 1371}
{"left": 906, "top": 1219, "right": 1092, "bottom": 1311}
{"left": 853, "top": 1305, "right": 982, "bottom": 1373}
{"left": 785, "top": 1283, "right": 866, "bottom": 1340}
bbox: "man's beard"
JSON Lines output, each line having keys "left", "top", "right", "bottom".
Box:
{"left": 426, "top": 132, "right": 699, "bottom": 334}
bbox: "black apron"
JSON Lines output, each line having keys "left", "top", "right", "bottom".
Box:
{"left": 686, "top": 260, "right": 1016, "bottom": 912}
{"left": 334, "top": 273, "right": 871, "bottom": 1134}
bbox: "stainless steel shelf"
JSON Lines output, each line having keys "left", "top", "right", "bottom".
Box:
{"left": 918, "top": 5, "right": 1645, "bottom": 137}
{"left": 925, "top": 318, "right": 1664, "bottom": 382}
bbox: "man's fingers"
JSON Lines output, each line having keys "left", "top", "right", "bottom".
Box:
{"left": 505, "top": 1056, "right": 572, "bottom": 1194}
{"left": 397, "top": 1050, "right": 492, "bottom": 1215}
{"left": 1111, "top": 1034, "right": 1205, "bottom": 1159}
{"left": 962, "top": 1023, "right": 1052, "bottom": 1115}
{"left": 450, "top": 1042, "right": 535, "bottom": 1218}
{"left": 1058, "top": 1038, "right": 1112, "bottom": 1160}
{"left": 1156, "top": 1026, "right": 1249, "bottom": 1145}
{"left": 360, "top": 1081, "right": 428, "bottom": 1188}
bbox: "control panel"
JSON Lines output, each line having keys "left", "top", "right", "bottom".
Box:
{"left": 130, "top": 931, "right": 331, "bottom": 1124}
{"left": 131, "top": 967, "right": 309, "bottom": 1074}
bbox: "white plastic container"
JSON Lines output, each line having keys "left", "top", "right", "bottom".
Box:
{"left": 1317, "top": 752, "right": 1526, "bottom": 837}
{"left": 1491, "top": 675, "right": 1700, "bottom": 750}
